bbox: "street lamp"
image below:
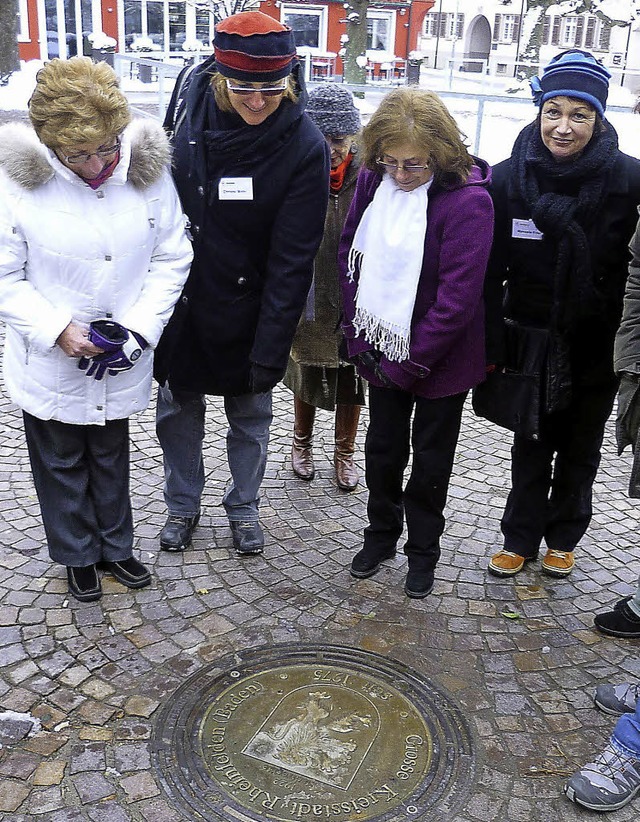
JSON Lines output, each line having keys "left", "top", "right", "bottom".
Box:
{"left": 433, "top": 0, "right": 444, "bottom": 70}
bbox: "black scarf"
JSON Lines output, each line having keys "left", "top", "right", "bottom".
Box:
{"left": 181, "top": 57, "right": 309, "bottom": 205}
{"left": 509, "top": 119, "right": 619, "bottom": 331}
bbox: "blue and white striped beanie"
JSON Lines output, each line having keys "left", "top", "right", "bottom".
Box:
{"left": 530, "top": 49, "right": 611, "bottom": 117}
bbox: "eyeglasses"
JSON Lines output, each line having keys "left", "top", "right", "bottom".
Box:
{"left": 377, "top": 159, "right": 430, "bottom": 175}
{"left": 61, "top": 138, "right": 121, "bottom": 165}
{"left": 225, "top": 79, "right": 288, "bottom": 97}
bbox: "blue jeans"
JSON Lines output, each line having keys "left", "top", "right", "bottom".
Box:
{"left": 156, "top": 385, "right": 272, "bottom": 521}
{"left": 612, "top": 698, "right": 640, "bottom": 759}
{"left": 610, "top": 575, "right": 640, "bottom": 758}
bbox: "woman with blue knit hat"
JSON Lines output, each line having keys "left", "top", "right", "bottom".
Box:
{"left": 154, "top": 11, "right": 329, "bottom": 556}
{"left": 284, "top": 84, "right": 365, "bottom": 491}
{"left": 483, "top": 50, "right": 640, "bottom": 580}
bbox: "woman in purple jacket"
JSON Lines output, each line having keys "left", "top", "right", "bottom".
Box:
{"left": 338, "top": 88, "right": 494, "bottom": 599}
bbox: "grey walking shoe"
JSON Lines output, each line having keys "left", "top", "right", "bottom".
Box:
{"left": 594, "top": 683, "right": 640, "bottom": 716}
{"left": 564, "top": 742, "right": 640, "bottom": 811}
{"left": 159, "top": 513, "right": 200, "bottom": 552}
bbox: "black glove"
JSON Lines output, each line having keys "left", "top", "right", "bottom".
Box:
{"left": 355, "top": 350, "right": 394, "bottom": 388}
{"left": 249, "top": 363, "right": 282, "bottom": 394}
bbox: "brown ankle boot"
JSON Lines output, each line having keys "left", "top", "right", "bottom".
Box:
{"left": 292, "top": 397, "right": 315, "bottom": 480}
{"left": 334, "top": 404, "right": 361, "bottom": 491}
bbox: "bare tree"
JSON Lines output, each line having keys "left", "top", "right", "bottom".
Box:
{"left": 519, "top": 0, "right": 640, "bottom": 76}
{"left": 0, "top": 0, "right": 20, "bottom": 86}
{"left": 341, "top": 0, "right": 369, "bottom": 85}
{"left": 186, "top": 0, "right": 256, "bottom": 25}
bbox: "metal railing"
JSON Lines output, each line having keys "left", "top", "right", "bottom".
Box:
{"left": 113, "top": 56, "right": 640, "bottom": 160}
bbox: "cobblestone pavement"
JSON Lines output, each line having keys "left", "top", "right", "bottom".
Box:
{"left": 1, "top": 104, "right": 640, "bottom": 822}
{"left": 1, "top": 370, "right": 640, "bottom": 821}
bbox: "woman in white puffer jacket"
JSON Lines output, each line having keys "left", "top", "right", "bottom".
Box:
{"left": 0, "top": 57, "right": 192, "bottom": 603}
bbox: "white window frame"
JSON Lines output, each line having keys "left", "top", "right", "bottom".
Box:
{"left": 501, "top": 14, "right": 516, "bottom": 44}
{"left": 118, "top": 0, "right": 166, "bottom": 53}
{"left": 446, "top": 13, "right": 457, "bottom": 40}
{"left": 39, "top": 0, "right": 101, "bottom": 60}
{"left": 562, "top": 16, "right": 578, "bottom": 48}
{"left": 366, "top": 9, "right": 396, "bottom": 57}
{"left": 281, "top": 4, "right": 328, "bottom": 54}
{"left": 18, "top": 0, "right": 30, "bottom": 41}
{"left": 423, "top": 12, "right": 438, "bottom": 38}
{"left": 189, "top": 4, "right": 214, "bottom": 51}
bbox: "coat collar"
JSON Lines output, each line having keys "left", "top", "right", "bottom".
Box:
{"left": 0, "top": 119, "right": 170, "bottom": 191}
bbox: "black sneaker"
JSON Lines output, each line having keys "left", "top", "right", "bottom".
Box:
{"left": 594, "top": 602, "right": 640, "bottom": 638}
{"left": 350, "top": 546, "right": 396, "bottom": 579}
{"left": 66, "top": 565, "right": 102, "bottom": 603}
{"left": 404, "top": 569, "right": 435, "bottom": 599}
{"left": 230, "top": 521, "right": 264, "bottom": 556}
{"left": 159, "top": 513, "right": 200, "bottom": 552}
{"left": 98, "top": 557, "right": 151, "bottom": 589}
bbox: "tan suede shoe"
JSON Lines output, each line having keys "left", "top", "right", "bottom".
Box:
{"left": 541, "top": 549, "right": 574, "bottom": 578}
{"left": 488, "top": 550, "right": 534, "bottom": 577}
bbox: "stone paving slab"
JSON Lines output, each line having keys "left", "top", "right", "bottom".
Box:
{"left": 1, "top": 367, "right": 640, "bottom": 821}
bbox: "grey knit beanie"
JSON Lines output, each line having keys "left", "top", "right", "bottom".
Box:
{"left": 306, "top": 84, "right": 361, "bottom": 136}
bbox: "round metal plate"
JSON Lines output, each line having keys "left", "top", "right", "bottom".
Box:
{"left": 152, "top": 644, "right": 476, "bottom": 821}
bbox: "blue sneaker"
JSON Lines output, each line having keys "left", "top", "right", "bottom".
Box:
{"left": 564, "top": 742, "right": 640, "bottom": 811}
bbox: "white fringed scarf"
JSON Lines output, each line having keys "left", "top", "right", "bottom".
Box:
{"left": 347, "top": 174, "right": 431, "bottom": 362}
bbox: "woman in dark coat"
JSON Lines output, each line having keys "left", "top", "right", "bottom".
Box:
{"left": 284, "top": 84, "right": 365, "bottom": 492}
{"left": 154, "top": 11, "right": 329, "bottom": 556}
{"left": 338, "top": 88, "right": 494, "bottom": 599}
{"left": 485, "top": 49, "right": 640, "bottom": 579}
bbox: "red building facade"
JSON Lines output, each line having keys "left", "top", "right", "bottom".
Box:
{"left": 19, "top": 1, "right": 433, "bottom": 69}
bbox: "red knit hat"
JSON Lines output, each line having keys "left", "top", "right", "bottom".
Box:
{"left": 214, "top": 11, "right": 297, "bottom": 83}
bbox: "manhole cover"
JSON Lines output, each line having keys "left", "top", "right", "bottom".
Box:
{"left": 152, "top": 644, "right": 475, "bottom": 821}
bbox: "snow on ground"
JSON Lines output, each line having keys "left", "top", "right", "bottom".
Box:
{"left": 0, "top": 60, "right": 42, "bottom": 111}
{"left": 2, "top": 59, "right": 640, "bottom": 166}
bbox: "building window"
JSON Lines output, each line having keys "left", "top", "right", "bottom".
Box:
{"left": 423, "top": 12, "right": 438, "bottom": 38}
{"left": 44, "top": 0, "right": 96, "bottom": 59}
{"left": 168, "top": 1, "right": 186, "bottom": 51}
{"left": 367, "top": 10, "right": 395, "bottom": 53}
{"left": 502, "top": 15, "right": 516, "bottom": 43}
{"left": 122, "top": 0, "right": 164, "bottom": 50}
{"left": 493, "top": 13, "right": 521, "bottom": 44}
{"left": 18, "top": 0, "right": 29, "bottom": 41}
{"left": 195, "top": 9, "right": 213, "bottom": 49}
{"left": 562, "top": 16, "right": 578, "bottom": 47}
{"left": 423, "top": 12, "right": 463, "bottom": 40}
{"left": 282, "top": 5, "right": 327, "bottom": 51}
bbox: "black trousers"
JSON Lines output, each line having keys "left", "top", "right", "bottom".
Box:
{"left": 364, "top": 385, "right": 467, "bottom": 570}
{"left": 501, "top": 382, "right": 618, "bottom": 557}
{"left": 23, "top": 413, "right": 133, "bottom": 567}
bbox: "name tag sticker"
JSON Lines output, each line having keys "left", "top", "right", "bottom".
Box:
{"left": 512, "top": 218, "right": 544, "bottom": 241}
{"left": 219, "top": 177, "right": 254, "bottom": 200}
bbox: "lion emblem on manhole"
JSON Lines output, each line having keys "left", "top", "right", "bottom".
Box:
{"left": 242, "top": 686, "right": 380, "bottom": 789}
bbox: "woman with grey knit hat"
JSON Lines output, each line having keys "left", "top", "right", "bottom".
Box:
{"left": 284, "top": 84, "right": 365, "bottom": 491}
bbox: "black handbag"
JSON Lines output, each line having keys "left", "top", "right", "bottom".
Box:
{"left": 472, "top": 319, "right": 549, "bottom": 441}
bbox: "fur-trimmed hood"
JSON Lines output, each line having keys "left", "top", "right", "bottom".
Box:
{"left": 0, "top": 118, "right": 170, "bottom": 190}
